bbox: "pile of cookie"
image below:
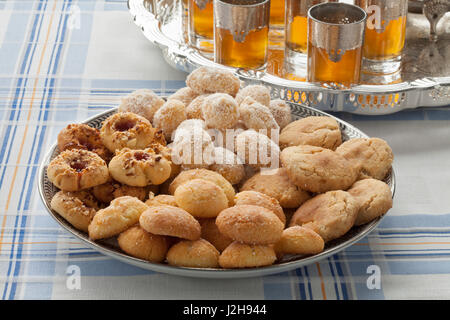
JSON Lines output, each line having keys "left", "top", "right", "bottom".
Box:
{"left": 46, "top": 67, "right": 394, "bottom": 269}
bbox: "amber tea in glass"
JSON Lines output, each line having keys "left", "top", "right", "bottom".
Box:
{"left": 189, "top": 0, "right": 214, "bottom": 55}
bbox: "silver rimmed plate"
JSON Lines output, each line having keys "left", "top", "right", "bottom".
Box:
{"left": 38, "top": 104, "right": 396, "bottom": 278}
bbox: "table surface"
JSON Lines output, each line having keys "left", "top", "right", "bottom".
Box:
{"left": 0, "top": 0, "right": 449, "bottom": 300}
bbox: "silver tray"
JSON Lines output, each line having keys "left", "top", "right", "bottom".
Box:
{"left": 128, "top": 0, "right": 450, "bottom": 115}
{"left": 38, "top": 104, "right": 396, "bottom": 278}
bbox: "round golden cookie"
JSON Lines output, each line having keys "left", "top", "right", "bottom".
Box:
{"left": 108, "top": 147, "right": 172, "bottom": 186}
{"left": 199, "top": 218, "right": 233, "bottom": 252}
{"left": 166, "top": 239, "right": 220, "bottom": 268}
{"left": 274, "top": 226, "right": 324, "bottom": 255}
{"left": 201, "top": 93, "right": 239, "bottom": 129}
{"left": 268, "top": 99, "right": 292, "bottom": 130}
{"left": 336, "top": 137, "right": 394, "bottom": 180}
{"left": 234, "top": 191, "right": 286, "bottom": 226}
{"left": 100, "top": 112, "right": 155, "bottom": 152}
{"left": 118, "top": 226, "right": 168, "bottom": 262}
{"left": 186, "top": 66, "right": 240, "bottom": 96}
{"left": 169, "top": 169, "right": 235, "bottom": 206}
{"left": 348, "top": 178, "right": 393, "bottom": 226}
{"left": 216, "top": 205, "right": 284, "bottom": 245}
{"left": 92, "top": 180, "right": 148, "bottom": 203}
{"left": 168, "top": 87, "right": 199, "bottom": 106}
{"left": 235, "top": 130, "right": 280, "bottom": 169}
{"left": 57, "top": 123, "right": 111, "bottom": 161}
{"left": 139, "top": 205, "right": 201, "bottom": 240}
{"left": 118, "top": 89, "right": 165, "bottom": 123}
{"left": 47, "top": 149, "right": 109, "bottom": 191}
{"left": 239, "top": 97, "right": 279, "bottom": 137}
{"left": 209, "top": 147, "right": 245, "bottom": 185}
{"left": 88, "top": 196, "right": 149, "bottom": 240}
{"left": 174, "top": 179, "right": 229, "bottom": 218}
{"left": 279, "top": 116, "right": 342, "bottom": 150}
{"left": 50, "top": 190, "right": 99, "bottom": 232}
{"left": 290, "top": 191, "right": 359, "bottom": 242}
{"left": 235, "top": 85, "right": 271, "bottom": 107}
{"left": 219, "top": 242, "right": 276, "bottom": 269}
{"left": 280, "top": 145, "right": 358, "bottom": 193}
{"left": 186, "top": 94, "right": 210, "bottom": 119}
{"left": 153, "top": 99, "right": 187, "bottom": 141}
{"left": 174, "top": 119, "right": 206, "bottom": 139}
{"left": 145, "top": 194, "right": 178, "bottom": 207}
{"left": 240, "top": 168, "right": 311, "bottom": 209}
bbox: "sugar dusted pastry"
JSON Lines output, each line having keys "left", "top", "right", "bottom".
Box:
{"left": 100, "top": 112, "right": 155, "bottom": 152}
{"left": 235, "top": 84, "right": 271, "bottom": 107}
{"left": 186, "top": 66, "right": 240, "bottom": 96}
{"left": 108, "top": 148, "right": 172, "bottom": 186}
{"left": 118, "top": 89, "right": 165, "bottom": 123}
{"left": 139, "top": 205, "right": 201, "bottom": 240}
{"left": 174, "top": 179, "right": 229, "bottom": 218}
{"left": 235, "top": 130, "right": 280, "bottom": 169}
{"left": 88, "top": 196, "right": 149, "bottom": 240}
{"left": 51, "top": 191, "right": 99, "bottom": 232}
{"left": 153, "top": 99, "right": 187, "bottom": 141}
{"left": 186, "top": 94, "right": 209, "bottom": 119}
{"left": 201, "top": 93, "right": 239, "bottom": 129}
{"left": 239, "top": 97, "right": 279, "bottom": 137}
{"left": 166, "top": 239, "right": 220, "bottom": 268}
{"left": 47, "top": 149, "right": 109, "bottom": 191}
{"left": 268, "top": 99, "right": 292, "bottom": 130}
{"left": 118, "top": 226, "right": 168, "bottom": 262}
{"left": 209, "top": 147, "right": 245, "bottom": 185}
{"left": 168, "top": 87, "right": 198, "bottom": 106}
{"left": 216, "top": 205, "right": 284, "bottom": 245}
{"left": 219, "top": 242, "right": 276, "bottom": 269}
{"left": 57, "top": 123, "right": 111, "bottom": 161}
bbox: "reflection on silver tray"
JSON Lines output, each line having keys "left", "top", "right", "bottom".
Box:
{"left": 128, "top": 0, "right": 450, "bottom": 115}
{"left": 39, "top": 104, "right": 396, "bottom": 279}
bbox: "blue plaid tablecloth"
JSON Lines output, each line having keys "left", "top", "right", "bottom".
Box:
{"left": 0, "top": 0, "right": 449, "bottom": 300}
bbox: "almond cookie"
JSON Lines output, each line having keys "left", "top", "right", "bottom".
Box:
{"left": 166, "top": 239, "right": 220, "bottom": 268}
{"left": 235, "top": 85, "right": 271, "bottom": 107}
{"left": 174, "top": 179, "right": 229, "bottom": 218}
{"left": 348, "top": 178, "right": 393, "bottom": 226}
{"left": 201, "top": 93, "right": 239, "bottom": 129}
{"left": 47, "top": 149, "right": 109, "bottom": 191}
{"left": 108, "top": 148, "right": 172, "bottom": 186}
{"left": 118, "top": 226, "right": 168, "bottom": 262}
{"left": 216, "top": 205, "right": 284, "bottom": 245}
{"left": 118, "top": 89, "right": 165, "bottom": 123}
{"left": 240, "top": 168, "right": 311, "bottom": 208}
{"left": 209, "top": 147, "right": 245, "bottom": 185}
{"left": 51, "top": 190, "right": 99, "bottom": 232}
{"left": 186, "top": 66, "right": 240, "bottom": 96}
{"left": 168, "top": 87, "right": 199, "bottom": 106}
{"left": 280, "top": 145, "right": 358, "bottom": 193}
{"left": 88, "top": 196, "right": 149, "bottom": 240}
{"left": 57, "top": 123, "right": 111, "bottom": 161}
{"left": 100, "top": 112, "right": 155, "bottom": 152}
{"left": 234, "top": 191, "right": 286, "bottom": 225}
{"left": 92, "top": 180, "right": 148, "bottom": 203}
{"left": 336, "top": 137, "right": 394, "bottom": 180}
{"left": 290, "top": 191, "right": 359, "bottom": 242}
{"left": 168, "top": 169, "right": 235, "bottom": 206}
{"left": 145, "top": 194, "right": 178, "bottom": 207}
{"left": 274, "top": 226, "right": 324, "bottom": 255}
{"left": 219, "top": 242, "right": 276, "bottom": 269}
{"left": 268, "top": 99, "right": 292, "bottom": 130}
{"left": 199, "top": 219, "right": 233, "bottom": 252}
{"left": 139, "top": 205, "right": 201, "bottom": 240}
{"left": 152, "top": 99, "right": 187, "bottom": 141}
{"left": 239, "top": 97, "right": 279, "bottom": 137}
{"left": 279, "top": 116, "right": 342, "bottom": 150}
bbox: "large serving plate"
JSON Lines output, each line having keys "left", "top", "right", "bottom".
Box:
{"left": 128, "top": 0, "right": 450, "bottom": 115}
{"left": 38, "top": 104, "right": 396, "bottom": 278}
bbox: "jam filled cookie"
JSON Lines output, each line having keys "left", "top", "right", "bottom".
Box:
{"left": 50, "top": 190, "right": 99, "bottom": 232}
{"left": 57, "top": 123, "right": 111, "bottom": 161}
{"left": 108, "top": 147, "right": 172, "bottom": 186}
{"left": 100, "top": 112, "right": 154, "bottom": 152}
{"left": 290, "top": 191, "right": 359, "bottom": 242}
{"left": 47, "top": 149, "right": 109, "bottom": 191}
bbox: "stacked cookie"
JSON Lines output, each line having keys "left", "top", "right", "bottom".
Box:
{"left": 46, "top": 66, "right": 394, "bottom": 269}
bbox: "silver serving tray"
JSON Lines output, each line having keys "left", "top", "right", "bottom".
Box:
{"left": 128, "top": 0, "right": 450, "bottom": 115}
{"left": 38, "top": 104, "right": 396, "bottom": 278}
